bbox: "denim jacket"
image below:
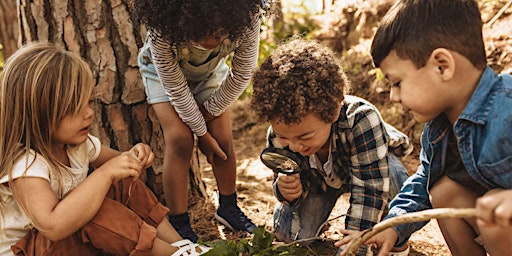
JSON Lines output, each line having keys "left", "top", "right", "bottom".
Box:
{"left": 385, "top": 66, "right": 512, "bottom": 247}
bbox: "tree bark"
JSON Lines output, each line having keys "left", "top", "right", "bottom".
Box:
{"left": 16, "top": 0, "right": 207, "bottom": 202}
{"left": 0, "top": 0, "right": 19, "bottom": 58}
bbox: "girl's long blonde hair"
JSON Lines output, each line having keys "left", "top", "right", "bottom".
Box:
{"left": 0, "top": 42, "right": 94, "bottom": 231}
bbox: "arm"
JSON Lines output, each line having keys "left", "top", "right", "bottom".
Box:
{"left": 149, "top": 34, "right": 226, "bottom": 160}
{"left": 149, "top": 34, "right": 207, "bottom": 136}
{"left": 340, "top": 143, "right": 434, "bottom": 255}
{"left": 11, "top": 154, "right": 142, "bottom": 241}
{"left": 91, "top": 143, "right": 155, "bottom": 171}
{"left": 203, "top": 17, "right": 260, "bottom": 116}
{"left": 344, "top": 109, "right": 389, "bottom": 231}
{"left": 266, "top": 126, "right": 304, "bottom": 206}
{"left": 12, "top": 143, "right": 153, "bottom": 241}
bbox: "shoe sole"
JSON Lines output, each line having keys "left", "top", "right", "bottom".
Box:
{"left": 214, "top": 212, "right": 237, "bottom": 231}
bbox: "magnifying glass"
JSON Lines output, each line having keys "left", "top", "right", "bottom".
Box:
{"left": 260, "top": 147, "right": 309, "bottom": 175}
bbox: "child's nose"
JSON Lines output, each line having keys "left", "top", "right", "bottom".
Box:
{"left": 288, "top": 141, "right": 303, "bottom": 153}
{"left": 84, "top": 106, "right": 95, "bottom": 119}
{"left": 389, "top": 87, "right": 401, "bottom": 102}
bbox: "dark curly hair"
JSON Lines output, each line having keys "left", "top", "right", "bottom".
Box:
{"left": 133, "top": 0, "right": 270, "bottom": 44}
{"left": 251, "top": 38, "right": 349, "bottom": 125}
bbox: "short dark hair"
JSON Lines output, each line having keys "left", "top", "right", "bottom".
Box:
{"left": 251, "top": 38, "right": 349, "bottom": 124}
{"left": 371, "top": 0, "right": 486, "bottom": 69}
{"left": 133, "top": 0, "right": 268, "bottom": 44}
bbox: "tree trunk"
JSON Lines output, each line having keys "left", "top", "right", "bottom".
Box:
{"left": 16, "top": 0, "right": 207, "bottom": 203}
{"left": 0, "top": 0, "right": 19, "bottom": 58}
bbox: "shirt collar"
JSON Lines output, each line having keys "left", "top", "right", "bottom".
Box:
{"left": 458, "top": 66, "right": 498, "bottom": 125}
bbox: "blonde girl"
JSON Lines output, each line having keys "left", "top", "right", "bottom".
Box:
{"left": 0, "top": 42, "right": 209, "bottom": 256}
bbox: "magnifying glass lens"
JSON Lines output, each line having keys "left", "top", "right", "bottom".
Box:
{"left": 260, "top": 152, "right": 299, "bottom": 174}
{"left": 260, "top": 147, "right": 307, "bottom": 175}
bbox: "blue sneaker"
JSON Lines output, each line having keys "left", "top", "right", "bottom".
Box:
{"left": 168, "top": 214, "right": 199, "bottom": 243}
{"left": 215, "top": 205, "right": 256, "bottom": 233}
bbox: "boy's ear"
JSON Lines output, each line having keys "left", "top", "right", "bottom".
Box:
{"left": 429, "top": 48, "right": 455, "bottom": 81}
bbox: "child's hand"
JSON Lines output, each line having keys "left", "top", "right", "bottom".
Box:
{"left": 476, "top": 189, "right": 512, "bottom": 228}
{"left": 276, "top": 173, "right": 302, "bottom": 202}
{"left": 335, "top": 228, "right": 362, "bottom": 254}
{"left": 127, "top": 143, "right": 155, "bottom": 169}
{"left": 97, "top": 153, "right": 144, "bottom": 182}
{"left": 336, "top": 228, "right": 399, "bottom": 256}
{"left": 198, "top": 132, "right": 227, "bottom": 165}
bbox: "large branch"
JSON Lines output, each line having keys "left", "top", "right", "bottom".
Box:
{"left": 345, "top": 208, "right": 476, "bottom": 256}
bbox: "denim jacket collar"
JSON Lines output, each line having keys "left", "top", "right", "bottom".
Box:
{"left": 426, "top": 66, "right": 495, "bottom": 142}
{"left": 458, "top": 66, "right": 497, "bottom": 125}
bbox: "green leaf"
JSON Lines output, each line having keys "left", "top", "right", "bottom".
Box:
{"left": 252, "top": 226, "right": 274, "bottom": 251}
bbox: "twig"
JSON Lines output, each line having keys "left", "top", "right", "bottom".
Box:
{"left": 345, "top": 208, "right": 476, "bottom": 256}
{"left": 486, "top": 0, "right": 512, "bottom": 28}
{"left": 283, "top": 213, "right": 347, "bottom": 246}
{"left": 284, "top": 236, "right": 334, "bottom": 246}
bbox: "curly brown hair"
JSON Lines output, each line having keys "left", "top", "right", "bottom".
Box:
{"left": 133, "top": 0, "right": 271, "bottom": 44}
{"left": 251, "top": 38, "right": 349, "bottom": 125}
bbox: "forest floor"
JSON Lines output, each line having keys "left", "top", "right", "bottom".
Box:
{"left": 186, "top": 1, "right": 512, "bottom": 255}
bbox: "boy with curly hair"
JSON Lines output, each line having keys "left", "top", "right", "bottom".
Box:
{"left": 134, "top": 0, "right": 273, "bottom": 242}
{"left": 337, "top": 0, "right": 512, "bottom": 255}
{"left": 250, "top": 38, "right": 412, "bottom": 256}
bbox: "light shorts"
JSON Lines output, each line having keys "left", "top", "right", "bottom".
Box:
{"left": 137, "top": 42, "right": 229, "bottom": 105}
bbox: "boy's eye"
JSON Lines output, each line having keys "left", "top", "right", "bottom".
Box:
{"left": 391, "top": 81, "right": 401, "bottom": 88}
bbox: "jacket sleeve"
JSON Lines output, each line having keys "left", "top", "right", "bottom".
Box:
{"left": 384, "top": 139, "right": 434, "bottom": 247}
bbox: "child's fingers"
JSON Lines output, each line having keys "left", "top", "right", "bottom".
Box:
{"left": 144, "top": 151, "right": 155, "bottom": 169}
{"left": 365, "top": 236, "right": 394, "bottom": 256}
{"left": 213, "top": 146, "right": 227, "bottom": 161}
{"left": 476, "top": 196, "right": 501, "bottom": 224}
{"left": 494, "top": 203, "right": 512, "bottom": 227}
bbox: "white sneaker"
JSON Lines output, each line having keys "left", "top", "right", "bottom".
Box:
{"left": 170, "top": 239, "right": 211, "bottom": 256}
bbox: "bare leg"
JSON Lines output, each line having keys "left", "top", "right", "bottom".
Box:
{"left": 152, "top": 237, "right": 179, "bottom": 256}
{"left": 207, "top": 110, "right": 236, "bottom": 195}
{"left": 152, "top": 102, "right": 194, "bottom": 215}
{"left": 156, "top": 218, "right": 183, "bottom": 243}
{"left": 429, "top": 176, "right": 485, "bottom": 256}
{"left": 151, "top": 219, "right": 185, "bottom": 256}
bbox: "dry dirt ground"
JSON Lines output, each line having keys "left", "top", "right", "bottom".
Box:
{"left": 185, "top": 1, "right": 512, "bottom": 255}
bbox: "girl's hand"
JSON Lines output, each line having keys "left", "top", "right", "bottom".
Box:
{"left": 336, "top": 228, "right": 399, "bottom": 256}
{"left": 276, "top": 173, "right": 302, "bottom": 202}
{"left": 97, "top": 153, "right": 143, "bottom": 182}
{"left": 127, "top": 143, "right": 155, "bottom": 169}
{"left": 198, "top": 132, "right": 227, "bottom": 165}
{"left": 476, "top": 189, "right": 512, "bottom": 228}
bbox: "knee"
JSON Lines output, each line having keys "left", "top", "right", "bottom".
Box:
{"left": 212, "top": 132, "right": 234, "bottom": 153}
{"left": 430, "top": 180, "right": 452, "bottom": 208}
{"left": 162, "top": 129, "right": 194, "bottom": 154}
{"left": 273, "top": 203, "right": 293, "bottom": 242}
{"left": 430, "top": 176, "right": 464, "bottom": 208}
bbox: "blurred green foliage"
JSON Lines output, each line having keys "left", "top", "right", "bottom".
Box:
{"left": 239, "top": 3, "right": 319, "bottom": 99}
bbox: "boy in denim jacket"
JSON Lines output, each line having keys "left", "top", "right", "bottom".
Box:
{"left": 337, "top": 0, "right": 512, "bottom": 255}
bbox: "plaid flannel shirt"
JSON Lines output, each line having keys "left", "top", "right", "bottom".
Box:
{"left": 268, "top": 95, "right": 412, "bottom": 232}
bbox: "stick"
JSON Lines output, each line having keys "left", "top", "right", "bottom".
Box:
{"left": 486, "top": 0, "right": 512, "bottom": 28}
{"left": 345, "top": 208, "right": 476, "bottom": 256}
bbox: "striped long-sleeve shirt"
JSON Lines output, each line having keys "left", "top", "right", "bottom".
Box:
{"left": 148, "top": 18, "right": 260, "bottom": 136}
